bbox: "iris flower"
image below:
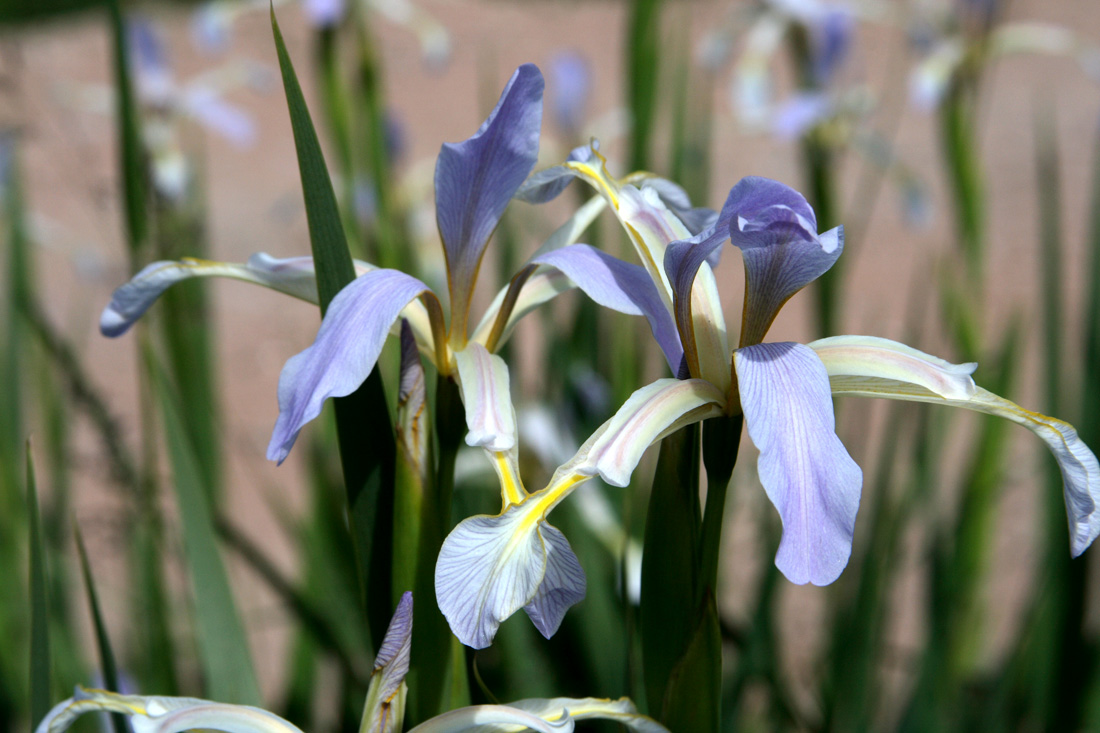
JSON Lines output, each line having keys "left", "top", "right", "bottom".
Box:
{"left": 100, "top": 64, "right": 679, "bottom": 465}
{"left": 36, "top": 593, "right": 667, "bottom": 733}
{"left": 512, "top": 147, "right": 1100, "bottom": 590}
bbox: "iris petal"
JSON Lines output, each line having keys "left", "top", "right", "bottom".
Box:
{"left": 811, "top": 335, "right": 1100, "bottom": 557}
{"left": 727, "top": 177, "right": 843, "bottom": 346}
{"left": 100, "top": 253, "right": 368, "bottom": 337}
{"left": 435, "top": 506, "right": 548, "bottom": 649}
{"left": 267, "top": 269, "right": 443, "bottom": 464}
{"left": 735, "top": 342, "right": 862, "bottom": 585}
{"left": 453, "top": 343, "right": 517, "bottom": 453}
{"left": 522, "top": 522, "right": 586, "bottom": 639}
{"left": 435, "top": 63, "right": 544, "bottom": 344}
{"left": 531, "top": 244, "right": 683, "bottom": 373}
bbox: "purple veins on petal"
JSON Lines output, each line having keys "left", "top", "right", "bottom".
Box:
{"left": 734, "top": 342, "right": 862, "bottom": 586}
{"left": 522, "top": 522, "right": 586, "bottom": 639}
{"left": 435, "top": 63, "right": 544, "bottom": 340}
{"left": 267, "top": 269, "right": 436, "bottom": 464}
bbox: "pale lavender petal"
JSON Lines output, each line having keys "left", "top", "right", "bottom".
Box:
{"left": 531, "top": 244, "right": 683, "bottom": 373}
{"left": 268, "top": 269, "right": 436, "bottom": 464}
{"left": 182, "top": 86, "right": 256, "bottom": 147}
{"left": 811, "top": 8, "right": 854, "bottom": 85}
{"left": 436, "top": 64, "right": 543, "bottom": 339}
{"left": 771, "top": 92, "right": 833, "bottom": 140}
{"left": 523, "top": 523, "right": 586, "bottom": 639}
{"left": 435, "top": 507, "right": 546, "bottom": 649}
{"left": 303, "top": 0, "right": 345, "bottom": 27}
{"left": 734, "top": 342, "right": 862, "bottom": 585}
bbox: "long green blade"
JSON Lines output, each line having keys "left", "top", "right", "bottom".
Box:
{"left": 154, "top": 366, "right": 261, "bottom": 705}
{"left": 271, "top": 6, "right": 397, "bottom": 649}
{"left": 74, "top": 524, "right": 127, "bottom": 733}
{"left": 641, "top": 424, "right": 701, "bottom": 719}
{"left": 27, "top": 443, "right": 50, "bottom": 730}
{"left": 106, "top": 0, "right": 146, "bottom": 254}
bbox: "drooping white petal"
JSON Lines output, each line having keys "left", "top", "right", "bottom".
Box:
{"left": 406, "top": 704, "right": 573, "bottom": 733}
{"left": 453, "top": 343, "right": 516, "bottom": 453}
{"left": 506, "top": 697, "right": 670, "bottom": 733}
{"left": 811, "top": 335, "right": 1100, "bottom": 557}
{"left": 577, "top": 377, "right": 728, "bottom": 488}
{"left": 35, "top": 689, "right": 303, "bottom": 733}
{"left": 735, "top": 342, "right": 862, "bottom": 586}
{"left": 435, "top": 506, "right": 547, "bottom": 649}
{"left": 523, "top": 522, "right": 586, "bottom": 639}
{"left": 101, "top": 254, "right": 321, "bottom": 337}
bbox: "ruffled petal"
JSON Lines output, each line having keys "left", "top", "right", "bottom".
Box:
{"left": 522, "top": 522, "right": 586, "bottom": 639}
{"left": 724, "top": 177, "right": 843, "bottom": 346}
{"left": 267, "top": 270, "right": 442, "bottom": 464}
{"left": 436, "top": 64, "right": 543, "bottom": 343}
{"left": 811, "top": 335, "right": 1100, "bottom": 557}
{"left": 734, "top": 342, "right": 862, "bottom": 585}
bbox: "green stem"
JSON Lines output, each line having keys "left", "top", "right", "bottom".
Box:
{"left": 699, "top": 415, "right": 742, "bottom": 598}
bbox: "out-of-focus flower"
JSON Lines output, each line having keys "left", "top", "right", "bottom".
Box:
{"left": 36, "top": 593, "right": 667, "bottom": 733}
{"left": 548, "top": 51, "right": 591, "bottom": 137}
{"left": 191, "top": 0, "right": 450, "bottom": 67}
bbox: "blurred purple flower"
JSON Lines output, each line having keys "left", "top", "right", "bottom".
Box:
{"left": 549, "top": 51, "right": 591, "bottom": 135}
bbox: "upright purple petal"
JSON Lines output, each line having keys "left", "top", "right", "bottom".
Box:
{"left": 373, "top": 592, "right": 413, "bottom": 702}
{"left": 268, "top": 270, "right": 438, "bottom": 464}
{"left": 523, "top": 523, "right": 586, "bottom": 639}
{"left": 436, "top": 64, "right": 544, "bottom": 342}
{"left": 531, "top": 244, "right": 683, "bottom": 373}
{"left": 734, "top": 342, "right": 862, "bottom": 585}
{"left": 726, "top": 177, "right": 842, "bottom": 345}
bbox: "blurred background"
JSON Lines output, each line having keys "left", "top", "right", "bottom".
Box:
{"left": 4, "top": 0, "right": 1100, "bottom": 730}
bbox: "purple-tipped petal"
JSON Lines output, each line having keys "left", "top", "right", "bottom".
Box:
{"left": 734, "top": 342, "right": 862, "bottom": 585}
{"left": 523, "top": 522, "right": 586, "bottom": 639}
{"left": 372, "top": 592, "right": 413, "bottom": 702}
{"left": 436, "top": 64, "right": 544, "bottom": 340}
{"left": 267, "top": 269, "right": 438, "bottom": 464}
{"left": 724, "top": 177, "right": 842, "bottom": 345}
{"left": 531, "top": 244, "right": 683, "bottom": 373}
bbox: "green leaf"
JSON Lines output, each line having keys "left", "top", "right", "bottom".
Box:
{"left": 74, "top": 525, "right": 127, "bottom": 733}
{"left": 641, "top": 424, "right": 701, "bottom": 719}
{"left": 626, "top": 0, "right": 664, "bottom": 171}
{"left": 153, "top": 364, "right": 261, "bottom": 705}
{"left": 271, "top": 5, "right": 397, "bottom": 650}
{"left": 661, "top": 595, "right": 721, "bottom": 733}
{"left": 27, "top": 443, "right": 51, "bottom": 731}
{"left": 107, "top": 0, "right": 147, "bottom": 254}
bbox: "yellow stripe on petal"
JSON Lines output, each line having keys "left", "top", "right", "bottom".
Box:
{"left": 812, "top": 334, "right": 1100, "bottom": 557}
